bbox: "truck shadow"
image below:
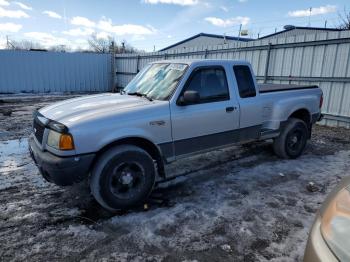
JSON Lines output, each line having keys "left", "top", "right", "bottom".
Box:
{"left": 77, "top": 181, "right": 186, "bottom": 224}
{"left": 75, "top": 142, "right": 275, "bottom": 224}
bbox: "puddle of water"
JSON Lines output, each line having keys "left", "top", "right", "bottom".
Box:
{"left": 0, "top": 138, "right": 47, "bottom": 189}
{"left": 0, "top": 138, "right": 28, "bottom": 156}
{"left": 0, "top": 138, "right": 29, "bottom": 173}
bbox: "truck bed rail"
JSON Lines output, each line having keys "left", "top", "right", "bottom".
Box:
{"left": 259, "top": 84, "right": 318, "bottom": 93}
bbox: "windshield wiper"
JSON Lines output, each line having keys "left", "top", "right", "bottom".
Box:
{"left": 127, "top": 92, "right": 153, "bottom": 101}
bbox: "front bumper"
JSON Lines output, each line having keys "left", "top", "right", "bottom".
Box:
{"left": 304, "top": 215, "right": 338, "bottom": 262}
{"left": 28, "top": 136, "right": 95, "bottom": 186}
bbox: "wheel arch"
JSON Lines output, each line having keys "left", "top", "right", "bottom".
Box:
{"left": 92, "top": 136, "right": 166, "bottom": 178}
{"left": 289, "top": 108, "right": 311, "bottom": 124}
{"left": 288, "top": 108, "right": 312, "bottom": 138}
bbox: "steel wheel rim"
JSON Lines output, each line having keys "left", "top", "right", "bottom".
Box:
{"left": 108, "top": 162, "right": 146, "bottom": 200}
{"left": 287, "top": 129, "right": 303, "bottom": 153}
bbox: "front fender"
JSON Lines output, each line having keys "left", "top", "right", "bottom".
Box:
{"left": 95, "top": 127, "right": 158, "bottom": 152}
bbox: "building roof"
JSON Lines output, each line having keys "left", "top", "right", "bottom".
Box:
{"left": 159, "top": 33, "right": 254, "bottom": 51}
{"left": 258, "top": 26, "right": 344, "bottom": 39}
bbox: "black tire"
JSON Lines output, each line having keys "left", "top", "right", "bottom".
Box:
{"left": 90, "top": 145, "right": 156, "bottom": 211}
{"left": 273, "top": 118, "right": 308, "bottom": 159}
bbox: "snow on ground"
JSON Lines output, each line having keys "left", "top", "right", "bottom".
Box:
{"left": 1, "top": 95, "right": 350, "bottom": 262}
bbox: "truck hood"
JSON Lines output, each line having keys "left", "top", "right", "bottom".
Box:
{"left": 39, "top": 93, "right": 151, "bottom": 125}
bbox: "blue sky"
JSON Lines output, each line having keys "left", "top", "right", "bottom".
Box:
{"left": 0, "top": 0, "right": 348, "bottom": 51}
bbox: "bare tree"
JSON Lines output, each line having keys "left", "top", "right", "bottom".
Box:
{"left": 6, "top": 34, "right": 141, "bottom": 53}
{"left": 10, "top": 40, "right": 44, "bottom": 50}
{"left": 88, "top": 34, "right": 141, "bottom": 54}
{"left": 338, "top": 8, "right": 350, "bottom": 30}
{"left": 49, "top": 45, "right": 71, "bottom": 52}
{"left": 6, "top": 39, "right": 70, "bottom": 52}
{"left": 88, "top": 34, "right": 113, "bottom": 53}
{"left": 119, "top": 40, "right": 139, "bottom": 54}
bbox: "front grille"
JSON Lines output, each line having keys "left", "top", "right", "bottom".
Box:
{"left": 33, "top": 119, "right": 45, "bottom": 144}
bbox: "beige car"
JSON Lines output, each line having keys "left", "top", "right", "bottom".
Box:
{"left": 304, "top": 176, "right": 350, "bottom": 261}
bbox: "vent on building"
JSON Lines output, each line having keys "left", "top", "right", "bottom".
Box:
{"left": 284, "top": 25, "right": 296, "bottom": 30}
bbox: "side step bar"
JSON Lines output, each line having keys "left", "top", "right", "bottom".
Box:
{"left": 260, "top": 129, "right": 280, "bottom": 140}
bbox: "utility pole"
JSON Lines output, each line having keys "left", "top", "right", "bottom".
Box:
{"left": 121, "top": 41, "right": 125, "bottom": 53}
{"left": 324, "top": 20, "right": 327, "bottom": 28}
{"left": 6, "top": 35, "right": 14, "bottom": 50}
{"left": 238, "top": 24, "right": 242, "bottom": 41}
{"left": 308, "top": 7, "right": 312, "bottom": 26}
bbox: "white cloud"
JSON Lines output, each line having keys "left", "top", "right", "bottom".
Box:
{"left": 66, "top": 16, "right": 156, "bottom": 39}
{"left": 238, "top": 0, "right": 247, "bottom": 3}
{"left": 13, "top": 2, "right": 32, "bottom": 10}
{"left": 0, "top": 37, "right": 6, "bottom": 49}
{"left": 0, "top": 0, "right": 9, "bottom": 6}
{"left": 0, "top": 6, "right": 29, "bottom": 18}
{"left": 205, "top": 16, "right": 250, "bottom": 27}
{"left": 67, "top": 16, "right": 156, "bottom": 36}
{"left": 42, "top": 10, "right": 62, "bottom": 19}
{"left": 63, "top": 27, "right": 95, "bottom": 36}
{"left": 0, "top": 22, "right": 22, "bottom": 32}
{"left": 71, "top": 16, "right": 96, "bottom": 27}
{"left": 70, "top": 38, "right": 89, "bottom": 50}
{"left": 23, "top": 32, "right": 90, "bottom": 50}
{"left": 143, "top": 0, "right": 198, "bottom": 6}
{"left": 24, "top": 32, "right": 69, "bottom": 47}
{"left": 96, "top": 31, "right": 112, "bottom": 40}
{"left": 288, "top": 5, "right": 337, "bottom": 17}
{"left": 220, "top": 6, "right": 228, "bottom": 12}
{"left": 97, "top": 18, "right": 156, "bottom": 35}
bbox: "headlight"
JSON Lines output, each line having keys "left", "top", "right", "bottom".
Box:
{"left": 320, "top": 186, "right": 350, "bottom": 261}
{"left": 47, "top": 130, "right": 75, "bottom": 150}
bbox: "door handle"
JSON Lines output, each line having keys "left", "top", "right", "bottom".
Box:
{"left": 226, "top": 106, "right": 236, "bottom": 112}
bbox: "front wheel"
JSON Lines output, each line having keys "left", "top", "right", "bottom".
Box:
{"left": 90, "top": 145, "right": 156, "bottom": 211}
{"left": 273, "top": 118, "right": 308, "bottom": 159}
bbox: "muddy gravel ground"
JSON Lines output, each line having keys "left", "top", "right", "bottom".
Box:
{"left": 1, "top": 94, "right": 350, "bottom": 262}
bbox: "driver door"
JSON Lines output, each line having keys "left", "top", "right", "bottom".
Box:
{"left": 170, "top": 66, "right": 240, "bottom": 157}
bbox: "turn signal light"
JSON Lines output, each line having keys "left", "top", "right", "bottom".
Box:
{"left": 59, "top": 134, "right": 74, "bottom": 150}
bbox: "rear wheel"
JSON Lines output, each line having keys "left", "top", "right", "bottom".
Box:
{"left": 273, "top": 118, "right": 308, "bottom": 159}
{"left": 90, "top": 145, "right": 156, "bottom": 211}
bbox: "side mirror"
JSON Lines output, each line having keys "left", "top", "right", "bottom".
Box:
{"left": 178, "top": 90, "right": 200, "bottom": 105}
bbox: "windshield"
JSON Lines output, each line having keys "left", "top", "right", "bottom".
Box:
{"left": 123, "top": 63, "right": 188, "bottom": 101}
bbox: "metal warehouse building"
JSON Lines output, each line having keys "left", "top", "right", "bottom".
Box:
{"left": 115, "top": 27, "right": 350, "bottom": 128}
{"left": 159, "top": 33, "right": 253, "bottom": 52}
{"left": 258, "top": 26, "right": 345, "bottom": 40}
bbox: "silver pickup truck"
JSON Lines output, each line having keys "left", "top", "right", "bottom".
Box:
{"left": 29, "top": 59, "right": 323, "bottom": 211}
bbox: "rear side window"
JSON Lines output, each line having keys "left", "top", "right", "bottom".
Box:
{"left": 183, "top": 67, "right": 229, "bottom": 104}
{"left": 233, "top": 65, "right": 256, "bottom": 98}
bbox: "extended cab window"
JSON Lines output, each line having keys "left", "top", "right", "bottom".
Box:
{"left": 183, "top": 67, "right": 229, "bottom": 104}
{"left": 233, "top": 65, "right": 256, "bottom": 98}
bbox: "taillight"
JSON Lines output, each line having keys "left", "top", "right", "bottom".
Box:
{"left": 319, "top": 94, "right": 323, "bottom": 108}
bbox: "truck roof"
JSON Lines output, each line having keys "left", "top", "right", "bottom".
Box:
{"left": 150, "top": 59, "right": 250, "bottom": 66}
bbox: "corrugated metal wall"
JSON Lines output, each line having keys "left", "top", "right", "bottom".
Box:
{"left": 259, "top": 28, "right": 342, "bottom": 40}
{"left": 0, "top": 50, "right": 113, "bottom": 93}
{"left": 115, "top": 30, "right": 350, "bottom": 128}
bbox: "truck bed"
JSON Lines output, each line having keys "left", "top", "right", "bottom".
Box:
{"left": 258, "top": 84, "right": 318, "bottom": 93}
